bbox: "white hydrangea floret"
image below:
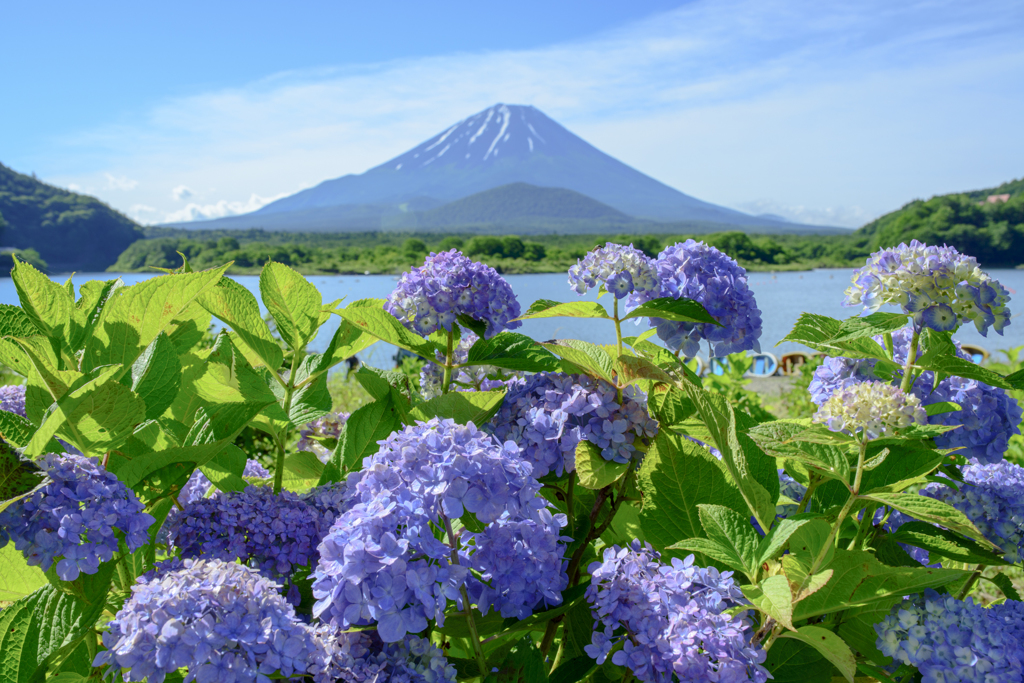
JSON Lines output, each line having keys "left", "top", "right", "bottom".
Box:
{"left": 813, "top": 381, "right": 927, "bottom": 439}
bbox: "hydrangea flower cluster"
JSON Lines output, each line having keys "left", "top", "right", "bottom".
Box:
{"left": 813, "top": 381, "right": 927, "bottom": 439}
{"left": 0, "top": 453, "right": 153, "bottom": 581}
{"left": 628, "top": 240, "right": 762, "bottom": 358}
{"left": 489, "top": 372, "right": 658, "bottom": 477}
{"left": 808, "top": 328, "right": 1022, "bottom": 463}
{"left": 297, "top": 412, "right": 350, "bottom": 463}
{"left": 169, "top": 482, "right": 351, "bottom": 581}
{"left": 96, "top": 558, "right": 333, "bottom": 683}
{"left": 419, "top": 330, "right": 510, "bottom": 399}
{"left": 923, "top": 461, "right": 1024, "bottom": 563}
{"left": 177, "top": 459, "right": 271, "bottom": 506}
{"left": 325, "top": 630, "right": 457, "bottom": 683}
{"left": 584, "top": 540, "right": 768, "bottom": 683}
{"left": 844, "top": 240, "right": 1011, "bottom": 335}
{"left": 311, "top": 418, "right": 570, "bottom": 642}
{"left": 567, "top": 242, "right": 660, "bottom": 301}
{"left": 875, "top": 589, "right": 1023, "bottom": 683}
{"left": 0, "top": 383, "right": 26, "bottom": 417}
{"left": 384, "top": 249, "right": 522, "bottom": 339}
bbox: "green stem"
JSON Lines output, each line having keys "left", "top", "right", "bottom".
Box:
{"left": 540, "top": 617, "right": 562, "bottom": 657}
{"left": 899, "top": 328, "right": 920, "bottom": 394}
{"left": 441, "top": 329, "right": 455, "bottom": 395}
{"left": 549, "top": 626, "right": 566, "bottom": 671}
{"left": 443, "top": 516, "right": 487, "bottom": 675}
{"left": 613, "top": 298, "right": 623, "bottom": 359}
{"left": 795, "top": 474, "right": 821, "bottom": 515}
{"left": 848, "top": 503, "right": 878, "bottom": 550}
{"left": 273, "top": 351, "right": 302, "bottom": 494}
{"left": 566, "top": 475, "right": 576, "bottom": 533}
{"left": 956, "top": 564, "right": 985, "bottom": 600}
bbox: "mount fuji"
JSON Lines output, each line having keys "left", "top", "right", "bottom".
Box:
{"left": 171, "top": 104, "right": 833, "bottom": 233}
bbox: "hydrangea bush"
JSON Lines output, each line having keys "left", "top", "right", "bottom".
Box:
{"left": 0, "top": 244, "right": 1020, "bottom": 683}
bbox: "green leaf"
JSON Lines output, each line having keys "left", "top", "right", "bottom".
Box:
{"left": 862, "top": 492, "right": 993, "bottom": 547}
{"left": 756, "top": 518, "right": 811, "bottom": 566}
{"left": 697, "top": 504, "right": 761, "bottom": 579}
{"left": 781, "top": 313, "right": 899, "bottom": 372}
{"left": 198, "top": 275, "right": 283, "bottom": 370}
{"left": 986, "top": 573, "right": 1021, "bottom": 601}
{"left": 0, "top": 445, "right": 45, "bottom": 511}
{"left": 647, "top": 385, "right": 696, "bottom": 425}
{"left": 83, "top": 265, "right": 230, "bottom": 371}
{"left": 0, "top": 304, "right": 39, "bottom": 375}
{"left": 778, "top": 626, "right": 857, "bottom": 683}
{"left": 793, "top": 549, "right": 968, "bottom": 619}
{"left": 408, "top": 390, "right": 506, "bottom": 427}
{"left": 335, "top": 300, "right": 439, "bottom": 358}
{"left": 130, "top": 332, "right": 182, "bottom": 421}
{"left": 763, "top": 637, "right": 832, "bottom": 683}
{"left": 621, "top": 296, "right": 719, "bottom": 325}
{"left": 540, "top": 340, "right": 615, "bottom": 384}
{"left": 286, "top": 360, "right": 334, "bottom": 427}
{"left": 575, "top": 441, "right": 628, "bottom": 490}
{"left": 323, "top": 393, "right": 403, "bottom": 481}
{"left": 306, "top": 320, "right": 376, "bottom": 378}
{"left": 636, "top": 433, "right": 747, "bottom": 550}
{"left": 465, "top": 332, "right": 561, "bottom": 373}
{"left": 514, "top": 300, "right": 610, "bottom": 321}
{"left": 889, "top": 521, "right": 1008, "bottom": 565}
{"left": 493, "top": 635, "right": 549, "bottom": 683}
{"left": 68, "top": 278, "right": 121, "bottom": 352}
{"left": 614, "top": 355, "right": 674, "bottom": 386}
{"left": 918, "top": 354, "right": 1013, "bottom": 389}
{"left": 259, "top": 262, "right": 322, "bottom": 351}
{"left": 743, "top": 575, "right": 795, "bottom": 630}
{"left": 667, "top": 537, "right": 753, "bottom": 575}
{"left": 550, "top": 656, "right": 598, "bottom": 683}
{"left": 11, "top": 257, "right": 74, "bottom": 354}
{"left": 748, "top": 421, "right": 851, "bottom": 484}
{"left": 831, "top": 312, "right": 910, "bottom": 343}
{"left": 924, "top": 401, "right": 961, "bottom": 416}
{"left": 0, "top": 544, "right": 46, "bottom": 602}
{"left": 0, "top": 591, "right": 39, "bottom": 683}
{"left": 500, "top": 583, "right": 590, "bottom": 636}
{"left": 198, "top": 443, "right": 248, "bottom": 493}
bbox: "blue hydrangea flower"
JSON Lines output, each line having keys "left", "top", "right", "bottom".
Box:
{"left": 844, "top": 240, "right": 1012, "bottom": 336}
{"left": 567, "top": 242, "right": 659, "bottom": 301}
{"left": 384, "top": 250, "right": 522, "bottom": 339}
{"left": 635, "top": 240, "right": 763, "bottom": 358}
{"left": 0, "top": 453, "right": 153, "bottom": 581}
{"left": 777, "top": 470, "right": 807, "bottom": 519}
{"left": 584, "top": 540, "right": 768, "bottom": 683}
{"left": 323, "top": 630, "right": 457, "bottom": 683}
{"left": 298, "top": 412, "right": 350, "bottom": 463}
{"left": 488, "top": 372, "right": 658, "bottom": 478}
{"left": 177, "top": 459, "right": 271, "bottom": 507}
{"left": 0, "top": 384, "right": 26, "bottom": 417}
{"left": 923, "top": 461, "right": 1024, "bottom": 563}
{"left": 419, "top": 330, "right": 514, "bottom": 399}
{"left": 813, "top": 381, "right": 927, "bottom": 439}
{"left": 311, "top": 419, "right": 570, "bottom": 642}
{"left": 808, "top": 328, "right": 1022, "bottom": 463}
{"left": 875, "top": 589, "right": 1022, "bottom": 683}
{"left": 95, "top": 558, "right": 333, "bottom": 683}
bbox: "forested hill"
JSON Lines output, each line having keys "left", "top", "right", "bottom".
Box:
{"left": 0, "top": 163, "right": 144, "bottom": 271}
{"left": 858, "top": 177, "right": 1024, "bottom": 266}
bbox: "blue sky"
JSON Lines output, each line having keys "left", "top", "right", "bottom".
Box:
{"left": 4, "top": 0, "right": 1023, "bottom": 227}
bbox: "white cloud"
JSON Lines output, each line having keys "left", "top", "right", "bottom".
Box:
{"left": 104, "top": 173, "right": 139, "bottom": 191}
{"left": 163, "top": 192, "right": 289, "bottom": 223}
{"left": 42, "top": 0, "right": 1024, "bottom": 224}
{"left": 731, "top": 199, "right": 875, "bottom": 228}
{"left": 171, "top": 185, "right": 194, "bottom": 201}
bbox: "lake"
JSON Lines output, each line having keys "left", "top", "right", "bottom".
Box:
{"left": 3, "top": 268, "right": 1023, "bottom": 369}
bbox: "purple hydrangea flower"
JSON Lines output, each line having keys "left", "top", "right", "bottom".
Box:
{"left": 384, "top": 250, "right": 522, "bottom": 339}
{"left": 584, "top": 540, "right": 768, "bottom": 683}
{"left": 323, "top": 630, "right": 457, "bottom": 683}
{"left": 419, "top": 330, "right": 514, "bottom": 399}
{"left": 567, "top": 242, "right": 659, "bottom": 301}
{"left": 311, "top": 419, "right": 570, "bottom": 642}
{"left": 0, "top": 384, "right": 26, "bottom": 417}
{"left": 177, "top": 459, "right": 271, "bottom": 507}
{"left": 637, "top": 240, "right": 763, "bottom": 358}
{"left": 844, "top": 240, "right": 1011, "bottom": 336}
{"left": 875, "top": 589, "right": 1022, "bottom": 683}
{"left": 298, "top": 413, "right": 350, "bottom": 463}
{"left": 488, "top": 372, "right": 658, "bottom": 478}
{"left": 0, "top": 453, "right": 153, "bottom": 581}
{"left": 808, "top": 328, "right": 1022, "bottom": 463}
{"left": 94, "top": 558, "right": 333, "bottom": 683}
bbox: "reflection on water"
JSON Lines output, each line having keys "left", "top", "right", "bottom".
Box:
{"left": 3, "top": 268, "right": 1023, "bottom": 369}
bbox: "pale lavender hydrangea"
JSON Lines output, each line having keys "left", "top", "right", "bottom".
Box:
{"left": 0, "top": 384, "right": 26, "bottom": 417}
{"left": 875, "top": 589, "right": 1022, "bottom": 683}
{"left": 567, "top": 242, "right": 659, "bottom": 301}
{"left": 637, "top": 240, "right": 763, "bottom": 358}
{"left": 808, "top": 328, "right": 1022, "bottom": 463}
{"left": 384, "top": 249, "right": 522, "bottom": 339}
{"left": 489, "top": 372, "right": 658, "bottom": 478}
{"left": 298, "top": 412, "right": 350, "bottom": 463}
{"left": 419, "top": 330, "right": 512, "bottom": 399}
{"left": 844, "top": 240, "right": 1011, "bottom": 335}
{"left": 0, "top": 453, "right": 153, "bottom": 581}
{"left": 813, "top": 381, "right": 926, "bottom": 439}
{"left": 95, "top": 558, "right": 333, "bottom": 683}
{"left": 584, "top": 540, "right": 768, "bottom": 683}
{"left": 311, "top": 419, "right": 570, "bottom": 642}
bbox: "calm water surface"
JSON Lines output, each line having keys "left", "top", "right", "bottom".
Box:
{"left": 3, "top": 269, "right": 1022, "bottom": 369}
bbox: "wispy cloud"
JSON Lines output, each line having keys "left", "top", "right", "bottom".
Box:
{"left": 171, "top": 185, "right": 193, "bottom": 201}
{"left": 104, "top": 173, "right": 139, "bottom": 191}
{"left": 42, "top": 0, "right": 1024, "bottom": 226}
{"left": 163, "top": 192, "right": 289, "bottom": 223}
